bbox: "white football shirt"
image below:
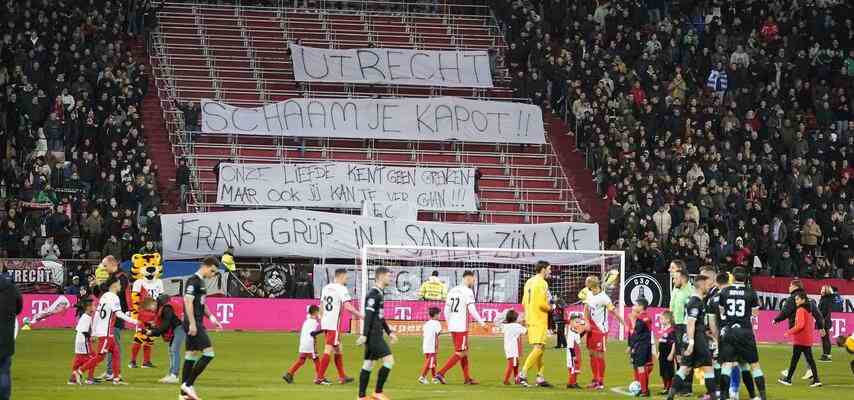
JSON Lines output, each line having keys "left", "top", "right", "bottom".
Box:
{"left": 585, "top": 291, "right": 613, "bottom": 333}
{"left": 422, "top": 319, "right": 442, "bottom": 354}
{"left": 298, "top": 317, "right": 320, "bottom": 354}
{"left": 320, "top": 283, "right": 353, "bottom": 331}
{"left": 74, "top": 313, "right": 93, "bottom": 354}
{"left": 444, "top": 285, "right": 477, "bottom": 333}
{"left": 92, "top": 292, "right": 122, "bottom": 337}
{"left": 501, "top": 322, "right": 526, "bottom": 358}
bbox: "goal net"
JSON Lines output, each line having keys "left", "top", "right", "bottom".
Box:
{"left": 359, "top": 245, "right": 627, "bottom": 339}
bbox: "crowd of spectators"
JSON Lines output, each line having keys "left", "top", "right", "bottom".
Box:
{"left": 494, "top": 0, "right": 854, "bottom": 279}
{"left": 0, "top": 1, "right": 164, "bottom": 264}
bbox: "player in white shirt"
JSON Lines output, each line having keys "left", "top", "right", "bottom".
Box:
{"left": 68, "top": 299, "right": 96, "bottom": 385}
{"left": 582, "top": 275, "right": 624, "bottom": 389}
{"left": 565, "top": 312, "right": 587, "bottom": 389}
{"left": 434, "top": 271, "right": 486, "bottom": 385}
{"left": 419, "top": 307, "right": 443, "bottom": 384}
{"left": 317, "top": 269, "right": 364, "bottom": 385}
{"left": 75, "top": 277, "right": 138, "bottom": 385}
{"left": 283, "top": 305, "right": 323, "bottom": 384}
{"left": 499, "top": 309, "right": 526, "bottom": 385}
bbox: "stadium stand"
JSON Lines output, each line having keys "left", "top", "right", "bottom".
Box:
{"left": 149, "top": 1, "right": 587, "bottom": 224}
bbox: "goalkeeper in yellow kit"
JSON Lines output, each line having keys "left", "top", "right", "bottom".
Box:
{"left": 519, "top": 261, "right": 553, "bottom": 387}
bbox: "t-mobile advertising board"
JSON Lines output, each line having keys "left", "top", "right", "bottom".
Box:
{"left": 19, "top": 295, "right": 852, "bottom": 344}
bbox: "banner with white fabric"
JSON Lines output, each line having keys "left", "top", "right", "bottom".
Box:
{"left": 160, "top": 208, "right": 599, "bottom": 262}
{"left": 361, "top": 201, "right": 419, "bottom": 220}
{"left": 216, "top": 162, "right": 476, "bottom": 211}
{"left": 200, "top": 97, "right": 545, "bottom": 144}
{"left": 289, "top": 43, "right": 493, "bottom": 87}
{"left": 313, "top": 264, "right": 519, "bottom": 302}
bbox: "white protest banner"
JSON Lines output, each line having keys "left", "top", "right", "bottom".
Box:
{"left": 160, "top": 208, "right": 599, "bottom": 262}
{"left": 216, "top": 162, "right": 476, "bottom": 211}
{"left": 289, "top": 43, "right": 493, "bottom": 88}
{"left": 201, "top": 96, "right": 545, "bottom": 144}
{"left": 313, "top": 264, "right": 519, "bottom": 302}
{"left": 361, "top": 201, "right": 419, "bottom": 220}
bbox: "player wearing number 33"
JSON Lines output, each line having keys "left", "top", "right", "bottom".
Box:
{"left": 518, "top": 261, "right": 553, "bottom": 388}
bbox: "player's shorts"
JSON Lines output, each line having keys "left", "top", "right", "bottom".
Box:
{"left": 186, "top": 326, "right": 212, "bottom": 351}
{"left": 586, "top": 329, "right": 606, "bottom": 352}
{"left": 681, "top": 336, "right": 713, "bottom": 368}
{"left": 299, "top": 352, "right": 317, "bottom": 360}
{"left": 452, "top": 332, "right": 469, "bottom": 352}
{"left": 527, "top": 324, "right": 547, "bottom": 345}
{"left": 95, "top": 336, "right": 118, "bottom": 354}
{"left": 324, "top": 330, "right": 341, "bottom": 347}
{"left": 631, "top": 345, "right": 653, "bottom": 368}
{"left": 719, "top": 327, "right": 759, "bottom": 364}
{"left": 364, "top": 336, "right": 391, "bottom": 360}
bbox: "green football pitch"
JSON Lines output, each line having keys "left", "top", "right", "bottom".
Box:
{"left": 11, "top": 329, "right": 854, "bottom": 399}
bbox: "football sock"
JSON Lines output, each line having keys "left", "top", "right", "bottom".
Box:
{"left": 703, "top": 371, "right": 718, "bottom": 400}
{"left": 358, "top": 368, "right": 371, "bottom": 397}
{"left": 318, "top": 353, "right": 331, "bottom": 379}
{"left": 181, "top": 354, "right": 200, "bottom": 384}
{"left": 438, "top": 354, "right": 460, "bottom": 375}
{"left": 599, "top": 358, "right": 606, "bottom": 383}
{"left": 186, "top": 352, "right": 214, "bottom": 386}
{"left": 567, "top": 371, "right": 577, "bottom": 385}
{"left": 536, "top": 353, "right": 544, "bottom": 377}
{"left": 143, "top": 345, "right": 152, "bottom": 363}
{"left": 521, "top": 347, "right": 542, "bottom": 377}
{"left": 80, "top": 354, "right": 105, "bottom": 379}
{"left": 639, "top": 368, "right": 649, "bottom": 393}
{"left": 460, "top": 356, "right": 471, "bottom": 380}
{"left": 334, "top": 353, "right": 346, "bottom": 378}
{"left": 131, "top": 343, "right": 141, "bottom": 363}
{"left": 376, "top": 363, "right": 392, "bottom": 394}
{"left": 503, "top": 359, "right": 514, "bottom": 383}
{"left": 311, "top": 356, "right": 321, "bottom": 379}
{"left": 421, "top": 356, "right": 432, "bottom": 378}
{"left": 719, "top": 366, "right": 731, "bottom": 399}
{"left": 288, "top": 355, "right": 306, "bottom": 375}
{"left": 752, "top": 368, "right": 766, "bottom": 400}
{"left": 741, "top": 369, "right": 756, "bottom": 398}
{"left": 850, "top": 360, "right": 854, "bottom": 377}
{"left": 669, "top": 370, "right": 687, "bottom": 398}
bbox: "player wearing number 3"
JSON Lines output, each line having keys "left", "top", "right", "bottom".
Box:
{"left": 434, "top": 270, "right": 486, "bottom": 385}
{"left": 318, "top": 269, "right": 364, "bottom": 385}
{"left": 519, "top": 261, "right": 554, "bottom": 387}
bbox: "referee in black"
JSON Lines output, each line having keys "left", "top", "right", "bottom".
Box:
{"left": 180, "top": 256, "right": 223, "bottom": 400}
{"left": 357, "top": 267, "right": 397, "bottom": 400}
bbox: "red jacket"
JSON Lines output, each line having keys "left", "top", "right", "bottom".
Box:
{"left": 787, "top": 306, "right": 814, "bottom": 346}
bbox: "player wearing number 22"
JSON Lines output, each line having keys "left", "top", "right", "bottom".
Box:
{"left": 519, "top": 261, "right": 554, "bottom": 388}
{"left": 318, "top": 269, "right": 364, "bottom": 385}
{"left": 434, "top": 270, "right": 486, "bottom": 385}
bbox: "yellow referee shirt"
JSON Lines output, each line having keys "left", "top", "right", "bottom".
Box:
{"left": 523, "top": 275, "right": 550, "bottom": 327}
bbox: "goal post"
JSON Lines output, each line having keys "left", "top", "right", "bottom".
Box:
{"left": 359, "top": 245, "right": 627, "bottom": 340}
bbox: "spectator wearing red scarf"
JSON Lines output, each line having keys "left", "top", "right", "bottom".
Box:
{"left": 760, "top": 17, "right": 779, "bottom": 43}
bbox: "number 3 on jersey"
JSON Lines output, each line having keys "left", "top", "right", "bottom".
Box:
{"left": 726, "top": 298, "right": 745, "bottom": 317}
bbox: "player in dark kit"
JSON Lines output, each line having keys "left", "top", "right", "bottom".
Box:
{"left": 667, "top": 272, "right": 718, "bottom": 400}
{"left": 717, "top": 267, "right": 768, "bottom": 400}
{"left": 356, "top": 267, "right": 398, "bottom": 400}
{"left": 180, "top": 257, "right": 223, "bottom": 400}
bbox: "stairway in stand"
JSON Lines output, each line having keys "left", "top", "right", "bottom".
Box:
{"left": 131, "top": 38, "right": 179, "bottom": 213}
{"left": 545, "top": 113, "right": 608, "bottom": 243}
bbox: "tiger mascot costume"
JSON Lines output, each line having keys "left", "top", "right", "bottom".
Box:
{"left": 128, "top": 253, "right": 164, "bottom": 368}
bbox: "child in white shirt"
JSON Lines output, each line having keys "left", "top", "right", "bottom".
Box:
{"left": 500, "top": 309, "right": 526, "bottom": 385}
{"left": 282, "top": 305, "right": 322, "bottom": 384}
{"left": 419, "top": 307, "right": 443, "bottom": 384}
